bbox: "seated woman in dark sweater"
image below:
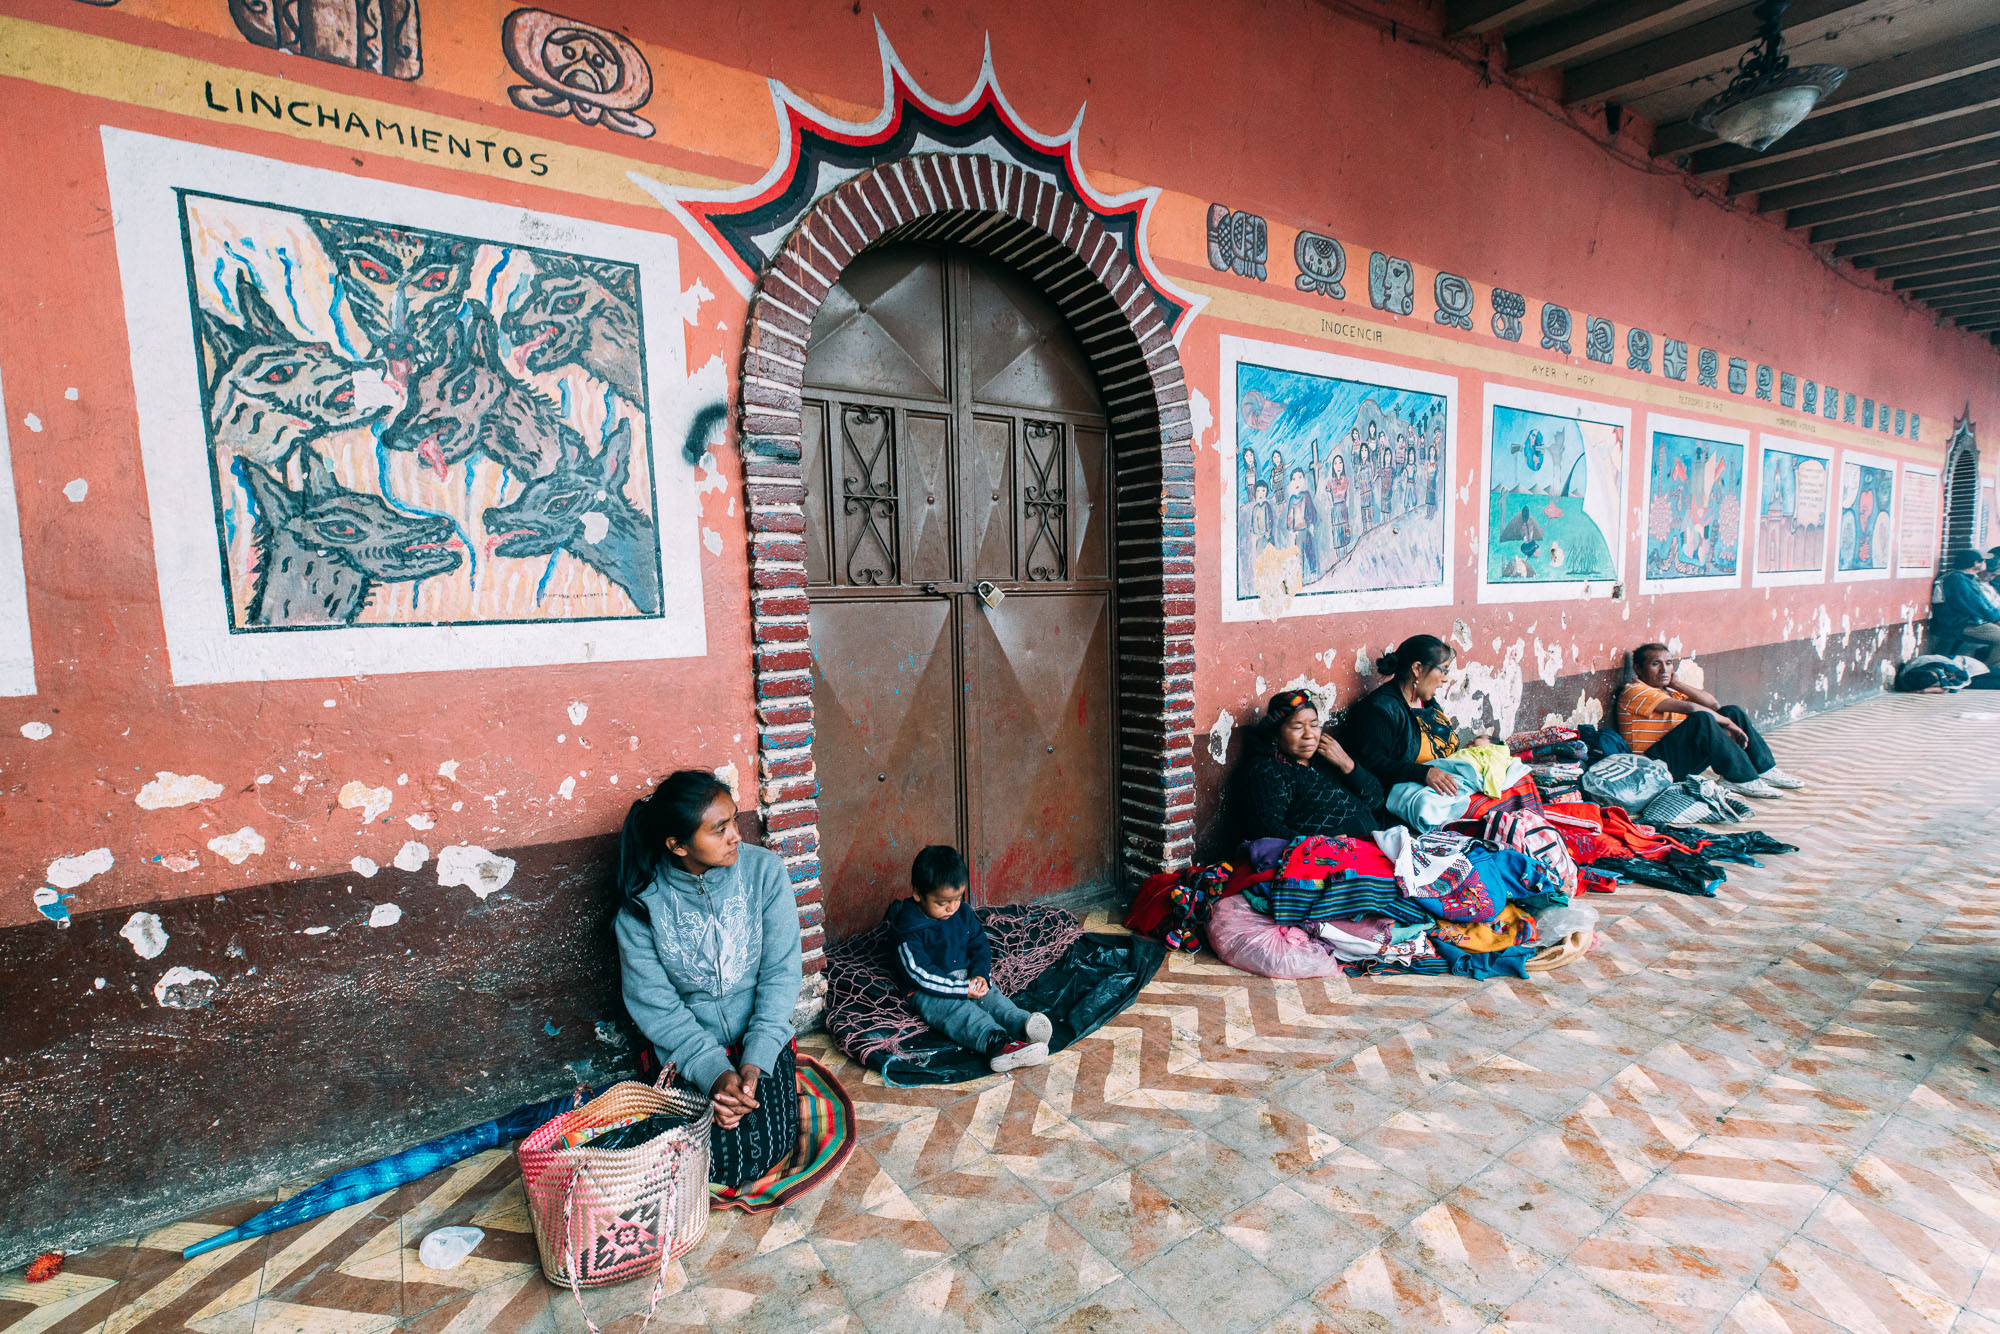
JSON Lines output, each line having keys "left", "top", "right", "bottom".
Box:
{"left": 1232, "top": 688, "right": 1383, "bottom": 842}
{"left": 1334, "top": 634, "right": 1463, "bottom": 798}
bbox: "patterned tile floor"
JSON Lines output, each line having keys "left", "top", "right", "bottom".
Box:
{"left": 9, "top": 693, "right": 2000, "bottom": 1334}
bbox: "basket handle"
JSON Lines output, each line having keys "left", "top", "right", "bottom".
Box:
{"left": 651, "top": 1061, "right": 680, "bottom": 1090}
{"left": 557, "top": 1153, "right": 681, "bottom": 1334}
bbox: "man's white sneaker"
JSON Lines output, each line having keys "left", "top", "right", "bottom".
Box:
{"left": 1759, "top": 767, "right": 1805, "bottom": 789}
{"left": 1724, "top": 777, "right": 1781, "bottom": 799}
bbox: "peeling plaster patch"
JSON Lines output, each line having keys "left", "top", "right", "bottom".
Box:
{"left": 437, "top": 760, "right": 460, "bottom": 781}
{"left": 594, "top": 1020, "right": 629, "bottom": 1048}
{"left": 257, "top": 774, "right": 273, "bottom": 784}
{"left": 579, "top": 512, "right": 610, "bottom": 544}
{"left": 1440, "top": 642, "right": 1527, "bottom": 740}
{"left": 394, "top": 841, "right": 430, "bottom": 872}
{"left": 1254, "top": 677, "right": 1267, "bottom": 698}
{"left": 33, "top": 887, "right": 74, "bottom": 927}
{"left": 136, "top": 772, "right": 225, "bottom": 810}
{"left": 1880, "top": 661, "right": 1898, "bottom": 689}
{"left": 1810, "top": 606, "right": 1833, "bottom": 657}
{"left": 303, "top": 926, "right": 331, "bottom": 936}
{"left": 1284, "top": 674, "right": 1339, "bottom": 717}
{"left": 1251, "top": 545, "right": 1301, "bottom": 618}
{"left": 1791, "top": 701, "right": 1810, "bottom": 720}
{"left": 64, "top": 387, "right": 77, "bottom": 401}
{"left": 93, "top": 977, "right": 104, "bottom": 989}
{"left": 154, "top": 966, "right": 219, "bottom": 1010}
{"left": 1451, "top": 620, "right": 1473, "bottom": 651}
{"left": 63, "top": 478, "right": 87, "bottom": 503}
{"left": 351, "top": 856, "right": 379, "bottom": 878}
{"left": 1835, "top": 661, "right": 1846, "bottom": 684}
{"left": 567, "top": 701, "right": 590, "bottom": 727}
{"left": 1899, "top": 620, "right": 1919, "bottom": 662}
{"left": 1532, "top": 639, "right": 1562, "bottom": 686}
{"left": 323, "top": 699, "right": 337, "bottom": 708}
{"left": 19, "top": 721, "right": 50, "bottom": 740}
{"left": 1677, "top": 657, "right": 1705, "bottom": 689}
{"left": 406, "top": 812, "right": 436, "bottom": 831}
{"left": 1542, "top": 689, "right": 1606, "bottom": 730}
{"left": 338, "top": 781, "right": 393, "bottom": 822}
{"left": 22, "top": 413, "right": 41, "bottom": 433}
{"left": 119, "top": 912, "right": 168, "bottom": 959}
{"left": 159, "top": 852, "right": 200, "bottom": 872}
{"left": 207, "top": 826, "right": 265, "bottom": 864}
{"left": 714, "top": 762, "right": 740, "bottom": 801}
{"left": 557, "top": 776, "right": 576, "bottom": 800}
{"left": 47, "top": 848, "right": 113, "bottom": 889}
{"left": 678, "top": 275, "right": 714, "bottom": 325}
{"left": 1355, "top": 648, "right": 1373, "bottom": 675}
{"left": 368, "top": 903, "right": 403, "bottom": 928}
{"left": 1191, "top": 387, "right": 1215, "bottom": 451}
{"left": 701, "top": 527, "right": 723, "bottom": 555}
{"left": 1206, "top": 710, "right": 1235, "bottom": 764}
{"left": 437, "top": 844, "right": 516, "bottom": 898}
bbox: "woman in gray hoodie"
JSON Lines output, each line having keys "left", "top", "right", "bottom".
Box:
{"left": 614, "top": 770, "right": 803, "bottom": 1187}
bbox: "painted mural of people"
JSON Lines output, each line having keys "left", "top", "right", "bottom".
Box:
{"left": 1249, "top": 480, "right": 1276, "bottom": 559}
{"left": 1426, "top": 424, "right": 1443, "bottom": 516}
{"left": 1355, "top": 442, "right": 1377, "bottom": 530}
{"left": 1285, "top": 467, "right": 1320, "bottom": 583}
{"left": 1375, "top": 433, "right": 1395, "bottom": 526}
{"left": 1267, "top": 449, "right": 1286, "bottom": 492}
{"left": 1325, "top": 451, "right": 1353, "bottom": 555}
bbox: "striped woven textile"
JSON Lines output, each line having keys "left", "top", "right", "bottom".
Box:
{"left": 1245, "top": 873, "right": 1436, "bottom": 927}
{"left": 708, "top": 1053, "right": 855, "bottom": 1214}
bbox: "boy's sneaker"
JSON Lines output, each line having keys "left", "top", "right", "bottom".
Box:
{"left": 1024, "top": 1012, "right": 1053, "bottom": 1044}
{"left": 1759, "top": 767, "right": 1806, "bottom": 789}
{"left": 1724, "top": 777, "right": 1781, "bottom": 799}
{"left": 988, "top": 1040, "right": 1049, "bottom": 1073}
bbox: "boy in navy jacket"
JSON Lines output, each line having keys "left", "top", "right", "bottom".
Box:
{"left": 885, "top": 846, "right": 1051, "bottom": 1072}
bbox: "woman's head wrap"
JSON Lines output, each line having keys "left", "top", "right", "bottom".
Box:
{"left": 1264, "top": 688, "right": 1316, "bottom": 727}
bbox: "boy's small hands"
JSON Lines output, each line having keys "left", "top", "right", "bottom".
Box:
{"left": 967, "top": 976, "right": 990, "bottom": 998}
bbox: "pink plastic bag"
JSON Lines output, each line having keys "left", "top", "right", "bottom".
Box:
{"left": 1205, "top": 895, "right": 1347, "bottom": 979}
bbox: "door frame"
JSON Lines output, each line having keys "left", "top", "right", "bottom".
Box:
{"left": 736, "top": 153, "right": 1197, "bottom": 985}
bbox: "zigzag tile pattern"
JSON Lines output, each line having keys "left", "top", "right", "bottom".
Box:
{"left": 9, "top": 693, "right": 1999, "bottom": 1333}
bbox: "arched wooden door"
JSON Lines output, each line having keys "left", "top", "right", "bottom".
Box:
{"left": 800, "top": 242, "right": 1117, "bottom": 941}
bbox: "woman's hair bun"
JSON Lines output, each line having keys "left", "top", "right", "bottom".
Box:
{"left": 1373, "top": 651, "right": 1399, "bottom": 676}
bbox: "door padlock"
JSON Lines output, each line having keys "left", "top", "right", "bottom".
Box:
{"left": 975, "top": 581, "right": 1006, "bottom": 609}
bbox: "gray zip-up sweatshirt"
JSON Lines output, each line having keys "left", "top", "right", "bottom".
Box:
{"left": 613, "top": 837, "right": 802, "bottom": 1095}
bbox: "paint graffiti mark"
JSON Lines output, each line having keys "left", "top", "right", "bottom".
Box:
{"left": 339, "top": 780, "right": 394, "bottom": 822}
{"left": 369, "top": 902, "right": 404, "bottom": 927}
{"left": 682, "top": 401, "right": 727, "bottom": 467}
{"left": 120, "top": 911, "right": 169, "bottom": 959}
{"left": 154, "top": 965, "right": 221, "bottom": 1010}
{"left": 208, "top": 826, "right": 266, "bottom": 864}
{"left": 135, "top": 772, "right": 226, "bottom": 810}
{"left": 47, "top": 848, "right": 114, "bottom": 890}
{"left": 437, "top": 843, "right": 516, "bottom": 897}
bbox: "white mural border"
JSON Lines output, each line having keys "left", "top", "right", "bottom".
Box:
{"left": 1636, "top": 413, "right": 1750, "bottom": 597}
{"left": 0, "top": 364, "right": 34, "bottom": 696}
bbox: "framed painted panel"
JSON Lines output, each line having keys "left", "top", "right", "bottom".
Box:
{"left": 1476, "top": 383, "right": 1629, "bottom": 604}
{"left": 102, "top": 127, "right": 707, "bottom": 684}
{"left": 1218, "top": 336, "right": 1456, "bottom": 620}
{"left": 1750, "top": 435, "right": 1832, "bottom": 589}
{"left": 1638, "top": 414, "right": 1748, "bottom": 595}
{"left": 0, "top": 364, "right": 33, "bottom": 696}
{"left": 1834, "top": 450, "right": 1897, "bottom": 583}
{"left": 1895, "top": 463, "right": 1940, "bottom": 576}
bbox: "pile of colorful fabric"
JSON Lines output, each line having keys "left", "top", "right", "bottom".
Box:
{"left": 1542, "top": 800, "right": 1797, "bottom": 897}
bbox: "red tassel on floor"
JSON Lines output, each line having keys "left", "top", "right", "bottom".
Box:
{"left": 24, "top": 1252, "right": 63, "bottom": 1282}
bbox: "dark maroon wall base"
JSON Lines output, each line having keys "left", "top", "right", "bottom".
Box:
{"left": 2, "top": 833, "right": 642, "bottom": 1269}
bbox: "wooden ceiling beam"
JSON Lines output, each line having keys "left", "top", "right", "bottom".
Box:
{"left": 1561, "top": 0, "right": 1867, "bottom": 107}
{"left": 1728, "top": 107, "right": 2000, "bottom": 195}
{"left": 1896, "top": 265, "right": 2000, "bottom": 295}
{"left": 1847, "top": 229, "right": 2000, "bottom": 270}
{"left": 1444, "top": 0, "right": 1564, "bottom": 36}
{"left": 1873, "top": 246, "right": 2000, "bottom": 281}
{"left": 1688, "top": 67, "right": 2000, "bottom": 177}
{"left": 1808, "top": 185, "right": 2000, "bottom": 244}
{"left": 1784, "top": 166, "right": 2000, "bottom": 229}
{"left": 1925, "top": 293, "right": 2000, "bottom": 316}
{"left": 1754, "top": 138, "right": 2000, "bottom": 213}
{"left": 1656, "top": 24, "right": 2000, "bottom": 156}
{"left": 1506, "top": 0, "right": 1715, "bottom": 74}
{"left": 1830, "top": 209, "right": 2000, "bottom": 258}
{"left": 1903, "top": 275, "right": 2000, "bottom": 301}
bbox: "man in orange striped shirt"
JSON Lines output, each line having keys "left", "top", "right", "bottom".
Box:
{"left": 1616, "top": 644, "right": 1805, "bottom": 799}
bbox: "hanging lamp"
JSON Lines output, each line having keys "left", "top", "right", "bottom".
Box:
{"left": 1688, "top": 0, "right": 1847, "bottom": 152}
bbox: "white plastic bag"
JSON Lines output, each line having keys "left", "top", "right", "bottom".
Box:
{"left": 418, "top": 1226, "right": 485, "bottom": 1271}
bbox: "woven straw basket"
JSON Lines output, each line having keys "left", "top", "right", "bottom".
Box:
{"left": 517, "top": 1074, "right": 712, "bottom": 1300}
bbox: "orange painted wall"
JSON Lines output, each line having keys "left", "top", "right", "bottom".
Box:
{"left": 1, "top": 0, "right": 1994, "bottom": 929}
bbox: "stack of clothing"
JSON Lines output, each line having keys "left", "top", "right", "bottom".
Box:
{"left": 1541, "top": 800, "right": 1796, "bottom": 896}
{"left": 1507, "top": 726, "right": 1590, "bottom": 802}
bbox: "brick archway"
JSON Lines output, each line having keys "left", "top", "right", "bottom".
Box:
{"left": 735, "top": 153, "right": 1196, "bottom": 982}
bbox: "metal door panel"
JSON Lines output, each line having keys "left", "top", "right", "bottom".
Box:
{"left": 1071, "top": 424, "right": 1110, "bottom": 581}
{"left": 803, "top": 248, "right": 948, "bottom": 401}
{"left": 964, "top": 259, "right": 1103, "bottom": 415}
{"left": 811, "top": 597, "right": 963, "bottom": 941}
{"left": 966, "top": 591, "right": 1116, "bottom": 905}
{"left": 966, "top": 414, "right": 1017, "bottom": 582}
{"left": 901, "top": 410, "right": 955, "bottom": 584}
{"left": 801, "top": 399, "right": 833, "bottom": 585}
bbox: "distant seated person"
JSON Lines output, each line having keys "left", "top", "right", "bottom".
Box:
{"left": 1618, "top": 644, "right": 1804, "bottom": 798}
{"left": 885, "top": 846, "right": 1052, "bottom": 1074}
{"left": 1232, "top": 687, "right": 1383, "bottom": 843}
{"left": 1933, "top": 549, "right": 2000, "bottom": 667}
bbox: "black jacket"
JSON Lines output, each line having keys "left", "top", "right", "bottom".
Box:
{"left": 883, "top": 898, "right": 993, "bottom": 998}
{"left": 1334, "top": 682, "right": 1438, "bottom": 792}
{"left": 1233, "top": 743, "right": 1383, "bottom": 842}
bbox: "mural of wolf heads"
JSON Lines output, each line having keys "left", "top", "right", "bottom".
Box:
{"left": 201, "top": 270, "right": 387, "bottom": 468}
{"left": 306, "top": 214, "right": 474, "bottom": 379}
{"left": 501, "top": 253, "right": 646, "bottom": 406}
{"left": 481, "top": 418, "right": 661, "bottom": 615}
{"left": 383, "top": 305, "right": 566, "bottom": 480}
{"left": 236, "top": 451, "right": 463, "bottom": 627}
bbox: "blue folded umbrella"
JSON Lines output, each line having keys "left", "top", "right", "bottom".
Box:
{"left": 181, "top": 1087, "right": 588, "bottom": 1259}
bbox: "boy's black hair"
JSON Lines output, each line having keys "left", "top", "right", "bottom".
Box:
{"left": 911, "top": 844, "right": 970, "bottom": 897}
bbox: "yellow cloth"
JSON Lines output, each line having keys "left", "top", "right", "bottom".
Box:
{"left": 1457, "top": 742, "right": 1517, "bottom": 798}
{"left": 1432, "top": 904, "right": 1537, "bottom": 953}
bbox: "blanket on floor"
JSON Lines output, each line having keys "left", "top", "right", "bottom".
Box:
{"left": 710, "top": 1053, "right": 855, "bottom": 1213}
{"left": 823, "top": 904, "right": 1165, "bottom": 1086}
